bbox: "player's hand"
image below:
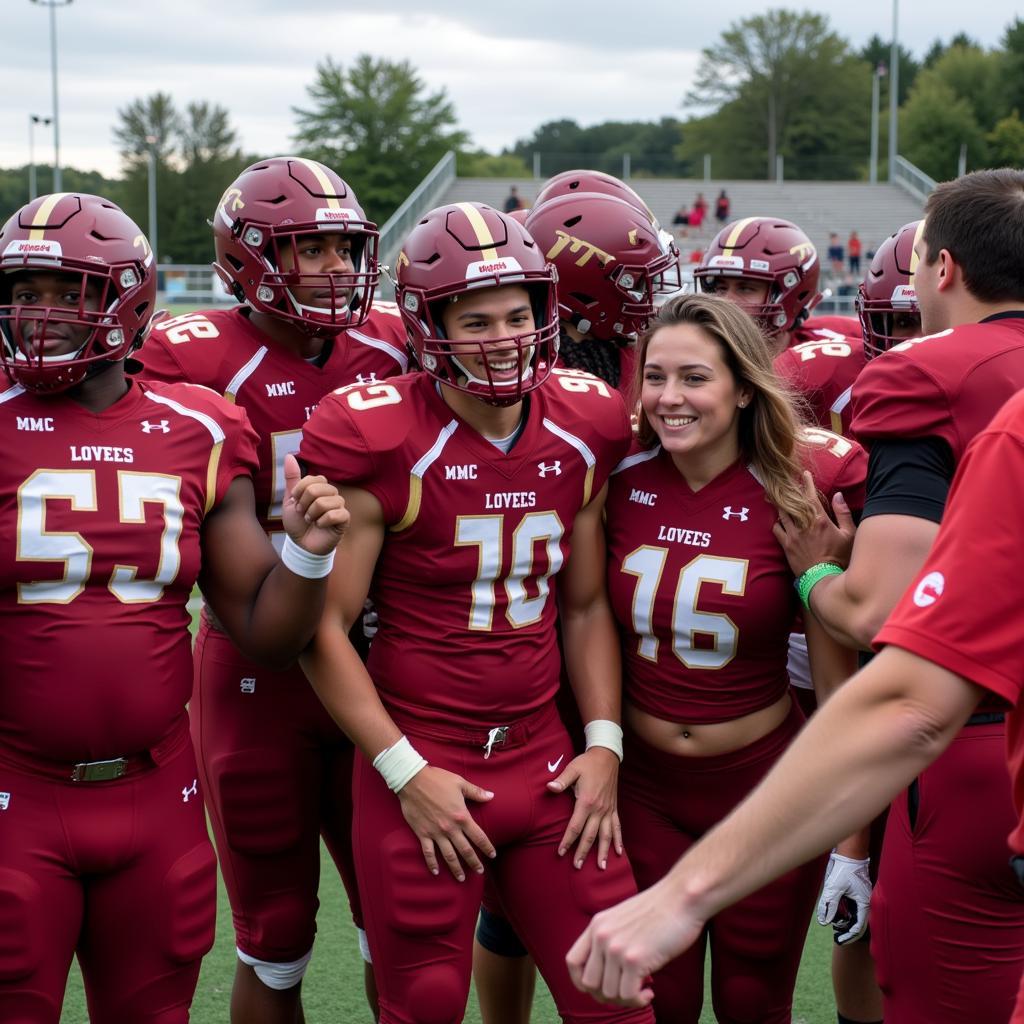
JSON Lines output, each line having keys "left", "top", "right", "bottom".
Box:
{"left": 547, "top": 748, "right": 623, "bottom": 870}
{"left": 818, "top": 852, "right": 872, "bottom": 945}
{"left": 281, "top": 453, "right": 349, "bottom": 555}
{"left": 773, "top": 471, "right": 856, "bottom": 576}
{"left": 566, "top": 877, "right": 703, "bottom": 1006}
{"left": 398, "top": 765, "right": 495, "bottom": 881}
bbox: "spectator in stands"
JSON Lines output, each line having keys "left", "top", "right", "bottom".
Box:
{"left": 689, "top": 193, "right": 707, "bottom": 230}
{"left": 827, "top": 232, "right": 844, "bottom": 275}
{"left": 848, "top": 230, "right": 862, "bottom": 274}
{"left": 715, "top": 189, "right": 730, "bottom": 223}
{"left": 503, "top": 186, "right": 523, "bottom": 213}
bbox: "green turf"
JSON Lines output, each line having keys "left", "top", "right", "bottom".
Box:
{"left": 59, "top": 841, "right": 836, "bottom": 1022}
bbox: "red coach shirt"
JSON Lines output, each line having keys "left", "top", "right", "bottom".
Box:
{"left": 876, "top": 388, "right": 1024, "bottom": 858}
{"left": 138, "top": 303, "right": 407, "bottom": 543}
{"left": 0, "top": 379, "right": 258, "bottom": 763}
{"left": 300, "top": 368, "right": 631, "bottom": 729}
{"left": 606, "top": 430, "right": 865, "bottom": 723}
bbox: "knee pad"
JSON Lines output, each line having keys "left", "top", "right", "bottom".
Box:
{"left": 213, "top": 752, "right": 307, "bottom": 855}
{"left": 475, "top": 905, "right": 529, "bottom": 958}
{"left": 237, "top": 947, "right": 313, "bottom": 991}
{"left": 0, "top": 867, "right": 42, "bottom": 982}
{"left": 357, "top": 927, "right": 372, "bottom": 964}
{"left": 403, "top": 963, "right": 467, "bottom": 1024}
{"left": 161, "top": 842, "right": 217, "bottom": 964}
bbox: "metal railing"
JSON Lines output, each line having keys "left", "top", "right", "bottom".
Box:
{"left": 893, "top": 155, "right": 937, "bottom": 203}
{"left": 377, "top": 151, "right": 457, "bottom": 296}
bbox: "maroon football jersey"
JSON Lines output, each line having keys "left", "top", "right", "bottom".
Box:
{"left": 800, "top": 425, "right": 868, "bottom": 515}
{"left": 605, "top": 434, "right": 864, "bottom": 724}
{"left": 300, "top": 367, "right": 631, "bottom": 728}
{"left": 0, "top": 379, "right": 258, "bottom": 762}
{"left": 775, "top": 326, "right": 867, "bottom": 436}
{"left": 800, "top": 314, "right": 861, "bottom": 339}
{"left": 138, "top": 303, "right": 407, "bottom": 544}
{"left": 875, "top": 389, "right": 1024, "bottom": 853}
{"left": 852, "top": 316, "right": 1024, "bottom": 464}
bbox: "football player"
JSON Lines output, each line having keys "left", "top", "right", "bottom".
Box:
{"left": 135, "top": 156, "right": 406, "bottom": 1023}
{"left": 298, "top": 202, "right": 654, "bottom": 1024}
{"left": 0, "top": 193, "right": 347, "bottom": 1022}
{"left": 570, "top": 168, "right": 1024, "bottom": 1024}
{"left": 599, "top": 292, "right": 858, "bottom": 1022}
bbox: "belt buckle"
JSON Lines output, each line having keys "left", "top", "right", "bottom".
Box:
{"left": 70, "top": 757, "right": 128, "bottom": 783}
{"left": 482, "top": 726, "right": 509, "bottom": 760}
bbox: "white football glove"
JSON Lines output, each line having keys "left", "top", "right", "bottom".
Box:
{"left": 818, "top": 852, "right": 872, "bottom": 945}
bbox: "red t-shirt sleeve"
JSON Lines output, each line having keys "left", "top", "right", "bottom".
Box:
{"left": 876, "top": 411, "right": 1024, "bottom": 707}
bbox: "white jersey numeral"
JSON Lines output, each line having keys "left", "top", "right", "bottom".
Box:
{"left": 622, "top": 549, "right": 748, "bottom": 668}
{"left": 155, "top": 313, "right": 220, "bottom": 344}
{"left": 17, "top": 469, "right": 184, "bottom": 605}
{"left": 455, "top": 511, "right": 564, "bottom": 630}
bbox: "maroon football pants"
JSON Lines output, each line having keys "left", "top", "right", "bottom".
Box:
{"left": 0, "top": 725, "right": 215, "bottom": 1023}
{"left": 619, "top": 698, "right": 826, "bottom": 1024}
{"left": 192, "top": 621, "right": 362, "bottom": 964}
{"left": 872, "top": 716, "right": 1024, "bottom": 1023}
{"left": 353, "top": 700, "right": 654, "bottom": 1024}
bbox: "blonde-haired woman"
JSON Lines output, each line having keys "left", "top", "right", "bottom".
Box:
{"left": 605, "top": 293, "right": 862, "bottom": 1022}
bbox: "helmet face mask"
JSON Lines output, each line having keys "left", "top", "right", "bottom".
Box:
{"left": 694, "top": 217, "right": 821, "bottom": 338}
{"left": 857, "top": 220, "right": 923, "bottom": 359}
{"left": 396, "top": 203, "right": 560, "bottom": 407}
{"left": 0, "top": 194, "right": 156, "bottom": 394}
{"left": 213, "top": 157, "right": 379, "bottom": 335}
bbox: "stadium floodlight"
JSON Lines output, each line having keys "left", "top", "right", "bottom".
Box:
{"left": 28, "top": 113, "right": 52, "bottom": 201}
{"left": 29, "top": 0, "right": 72, "bottom": 192}
{"left": 888, "top": 0, "right": 899, "bottom": 181}
{"left": 870, "top": 64, "right": 886, "bottom": 185}
{"left": 146, "top": 135, "right": 159, "bottom": 267}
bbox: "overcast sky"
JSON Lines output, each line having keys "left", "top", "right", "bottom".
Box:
{"left": 3, "top": 0, "right": 1018, "bottom": 180}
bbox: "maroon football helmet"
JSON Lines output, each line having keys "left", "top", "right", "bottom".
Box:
{"left": 857, "top": 220, "right": 923, "bottom": 359}
{"left": 0, "top": 193, "right": 156, "bottom": 393}
{"left": 507, "top": 207, "right": 531, "bottom": 226}
{"left": 525, "top": 191, "right": 671, "bottom": 340}
{"left": 694, "top": 217, "right": 821, "bottom": 337}
{"left": 534, "top": 170, "right": 682, "bottom": 295}
{"left": 212, "top": 156, "right": 378, "bottom": 334}
{"left": 395, "top": 202, "right": 559, "bottom": 406}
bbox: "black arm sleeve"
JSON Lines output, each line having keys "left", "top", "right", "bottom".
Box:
{"left": 861, "top": 437, "right": 955, "bottom": 523}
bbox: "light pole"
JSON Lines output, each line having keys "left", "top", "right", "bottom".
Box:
{"left": 887, "top": 0, "right": 899, "bottom": 182}
{"left": 28, "top": 113, "right": 52, "bottom": 201}
{"left": 870, "top": 64, "right": 886, "bottom": 185}
{"left": 30, "top": 0, "right": 72, "bottom": 192}
{"left": 146, "top": 135, "right": 158, "bottom": 267}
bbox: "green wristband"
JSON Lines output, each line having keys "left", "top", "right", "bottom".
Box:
{"left": 796, "top": 561, "right": 844, "bottom": 611}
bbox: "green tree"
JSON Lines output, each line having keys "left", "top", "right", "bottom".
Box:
{"left": 686, "top": 10, "right": 867, "bottom": 179}
{"left": 457, "top": 151, "right": 531, "bottom": 177}
{"left": 900, "top": 76, "right": 987, "bottom": 179}
{"left": 858, "top": 35, "right": 918, "bottom": 104}
{"left": 1000, "top": 19, "right": 1024, "bottom": 120}
{"left": 926, "top": 44, "right": 1007, "bottom": 130}
{"left": 292, "top": 55, "right": 468, "bottom": 224}
{"left": 987, "top": 111, "right": 1024, "bottom": 166}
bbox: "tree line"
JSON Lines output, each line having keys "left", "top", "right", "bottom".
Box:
{"left": 4, "top": 12, "right": 1022, "bottom": 265}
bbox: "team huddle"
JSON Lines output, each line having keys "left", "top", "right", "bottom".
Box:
{"left": 2, "top": 158, "right": 1024, "bottom": 1024}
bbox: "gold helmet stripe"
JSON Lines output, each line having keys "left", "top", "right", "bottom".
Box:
{"left": 28, "top": 192, "right": 72, "bottom": 240}
{"left": 908, "top": 219, "right": 926, "bottom": 282}
{"left": 455, "top": 202, "right": 499, "bottom": 261}
{"left": 722, "top": 217, "right": 758, "bottom": 257}
{"left": 293, "top": 158, "right": 340, "bottom": 210}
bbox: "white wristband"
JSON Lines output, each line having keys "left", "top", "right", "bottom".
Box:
{"left": 584, "top": 719, "right": 624, "bottom": 762}
{"left": 281, "top": 535, "right": 335, "bottom": 579}
{"left": 372, "top": 735, "right": 428, "bottom": 793}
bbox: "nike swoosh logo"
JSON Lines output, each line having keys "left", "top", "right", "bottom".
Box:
{"left": 547, "top": 755, "right": 564, "bottom": 773}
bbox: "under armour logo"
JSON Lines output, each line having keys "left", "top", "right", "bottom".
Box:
{"left": 355, "top": 372, "right": 379, "bottom": 385}
{"left": 240, "top": 677, "right": 256, "bottom": 694}
{"left": 538, "top": 461, "right": 562, "bottom": 477}
{"left": 141, "top": 419, "right": 170, "bottom": 433}
{"left": 722, "top": 506, "right": 749, "bottom": 521}
{"left": 182, "top": 779, "right": 198, "bottom": 803}
{"left": 0, "top": 792, "right": 9, "bottom": 811}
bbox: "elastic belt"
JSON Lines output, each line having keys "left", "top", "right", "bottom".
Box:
{"left": 388, "top": 701, "right": 557, "bottom": 756}
{"left": 966, "top": 711, "right": 1006, "bottom": 726}
{"left": 0, "top": 715, "right": 191, "bottom": 784}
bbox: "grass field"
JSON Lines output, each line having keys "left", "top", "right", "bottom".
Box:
{"left": 60, "top": 839, "right": 837, "bottom": 1023}
{"left": 58, "top": 302, "right": 839, "bottom": 1022}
